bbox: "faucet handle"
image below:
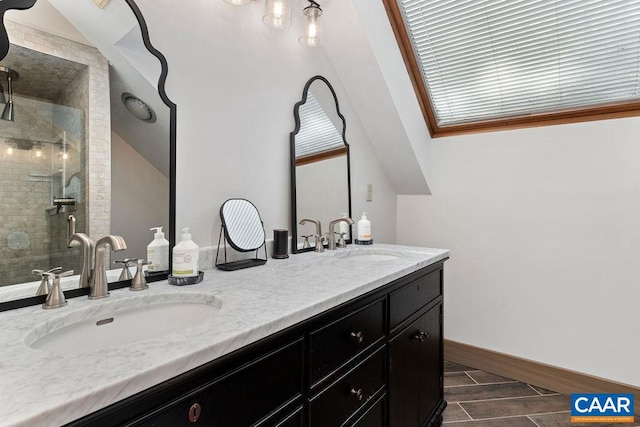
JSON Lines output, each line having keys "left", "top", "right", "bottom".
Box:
{"left": 337, "top": 232, "right": 347, "bottom": 249}
{"left": 301, "top": 234, "right": 312, "bottom": 249}
{"left": 33, "top": 267, "right": 62, "bottom": 296}
{"left": 115, "top": 258, "right": 137, "bottom": 281}
{"left": 314, "top": 234, "right": 326, "bottom": 253}
{"left": 42, "top": 270, "right": 74, "bottom": 309}
{"left": 130, "top": 259, "right": 150, "bottom": 291}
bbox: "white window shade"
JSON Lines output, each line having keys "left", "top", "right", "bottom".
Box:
{"left": 397, "top": 0, "right": 640, "bottom": 126}
{"left": 295, "top": 93, "right": 344, "bottom": 158}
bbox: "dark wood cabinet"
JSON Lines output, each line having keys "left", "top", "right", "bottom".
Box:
{"left": 69, "top": 261, "right": 446, "bottom": 427}
{"left": 389, "top": 302, "right": 443, "bottom": 427}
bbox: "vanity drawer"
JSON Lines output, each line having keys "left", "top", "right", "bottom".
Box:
{"left": 308, "top": 346, "right": 385, "bottom": 427}
{"left": 133, "top": 339, "right": 303, "bottom": 427}
{"left": 351, "top": 394, "right": 386, "bottom": 427}
{"left": 309, "top": 299, "right": 385, "bottom": 386}
{"left": 389, "top": 269, "right": 441, "bottom": 328}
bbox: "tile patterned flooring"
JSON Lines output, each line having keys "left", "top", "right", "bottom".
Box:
{"left": 443, "top": 361, "right": 638, "bottom": 426}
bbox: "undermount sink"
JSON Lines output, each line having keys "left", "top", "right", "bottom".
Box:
{"left": 26, "top": 293, "right": 223, "bottom": 354}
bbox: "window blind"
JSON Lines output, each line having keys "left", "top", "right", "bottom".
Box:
{"left": 295, "top": 93, "right": 344, "bottom": 158}
{"left": 397, "top": 0, "right": 640, "bottom": 126}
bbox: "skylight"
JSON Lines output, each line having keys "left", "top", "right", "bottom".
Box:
{"left": 385, "top": 0, "right": 640, "bottom": 135}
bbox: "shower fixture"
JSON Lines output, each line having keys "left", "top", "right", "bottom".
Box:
{"left": 0, "top": 66, "right": 18, "bottom": 121}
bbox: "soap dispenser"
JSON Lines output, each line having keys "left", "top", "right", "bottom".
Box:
{"left": 172, "top": 227, "right": 199, "bottom": 277}
{"left": 147, "top": 226, "right": 169, "bottom": 272}
{"left": 356, "top": 212, "right": 372, "bottom": 245}
{"left": 339, "top": 212, "right": 351, "bottom": 241}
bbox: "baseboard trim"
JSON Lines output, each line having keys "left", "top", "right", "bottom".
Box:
{"left": 444, "top": 339, "right": 640, "bottom": 416}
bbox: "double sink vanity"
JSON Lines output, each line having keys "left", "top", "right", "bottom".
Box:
{"left": 0, "top": 3, "right": 449, "bottom": 426}
{"left": 0, "top": 244, "right": 449, "bottom": 426}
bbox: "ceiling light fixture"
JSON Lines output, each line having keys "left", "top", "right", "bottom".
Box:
{"left": 223, "top": 0, "right": 253, "bottom": 5}
{"left": 263, "top": 0, "right": 291, "bottom": 28}
{"left": 299, "top": 1, "right": 322, "bottom": 47}
{"left": 223, "top": 0, "right": 323, "bottom": 46}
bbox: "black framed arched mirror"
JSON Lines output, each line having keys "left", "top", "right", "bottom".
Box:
{"left": 0, "top": 0, "right": 176, "bottom": 310}
{"left": 290, "top": 75, "right": 352, "bottom": 254}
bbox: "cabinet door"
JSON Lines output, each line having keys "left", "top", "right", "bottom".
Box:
{"left": 388, "top": 303, "right": 442, "bottom": 427}
{"left": 417, "top": 303, "right": 442, "bottom": 423}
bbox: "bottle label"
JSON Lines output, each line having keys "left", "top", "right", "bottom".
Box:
{"left": 147, "top": 245, "right": 169, "bottom": 271}
{"left": 172, "top": 250, "right": 199, "bottom": 277}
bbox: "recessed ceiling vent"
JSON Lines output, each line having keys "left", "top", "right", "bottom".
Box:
{"left": 121, "top": 92, "right": 156, "bottom": 123}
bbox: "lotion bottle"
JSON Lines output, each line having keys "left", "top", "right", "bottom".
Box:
{"left": 172, "top": 227, "right": 199, "bottom": 277}
{"left": 147, "top": 227, "right": 169, "bottom": 272}
{"left": 356, "top": 212, "right": 372, "bottom": 245}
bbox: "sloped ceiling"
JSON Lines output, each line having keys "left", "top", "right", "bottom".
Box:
{"left": 6, "top": 0, "right": 170, "bottom": 177}
{"left": 131, "top": 0, "right": 432, "bottom": 195}
{"left": 321, "top": 0, "right": 432, "bottom": 195}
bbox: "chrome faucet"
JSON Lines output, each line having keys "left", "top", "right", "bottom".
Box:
{"left": 67, "top": 215, "right": 94, "bottom": 288}
{"left": 299, "top": 218, "right": 324, "bottom": 252}
{"left": 89, "top": 235, "right": 127, "bottom": 299}
{"left": 327, "top": 217, "right": 354, "bottom": 250}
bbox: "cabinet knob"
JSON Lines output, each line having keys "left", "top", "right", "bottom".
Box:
{"left": 350, "top": 331, "right": 364, "bottom": 344}
{"left": 413, "top": 331, "right": 429, "bottom": 343}
{"left": 350, "top": 387, "right": 364, "bottom": 401}
{"left": 188, "top": 403, "right": 201, "bottom": 423}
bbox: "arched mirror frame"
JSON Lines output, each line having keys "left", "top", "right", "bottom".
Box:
{"left": 290, "top": 75, "right": 352, "bottom": 254}
{"left": 0, "top": 0, "right": 176, "bottom": 311}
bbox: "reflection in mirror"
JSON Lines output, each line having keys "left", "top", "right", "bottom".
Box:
{"left": 0, "top": 0, "right": 175, "bottom": 307}
{"left": 216, "top": 199, "right": 267, "bottom": 271}
{"left": 290, "top": 75, "right": 351, "bottom": 254}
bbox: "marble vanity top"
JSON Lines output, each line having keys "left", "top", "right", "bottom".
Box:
{"left": 0, "top": 244, "right": 449, "bottom": 427}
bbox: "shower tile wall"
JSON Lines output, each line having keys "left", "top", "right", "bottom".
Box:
{"left": 1, "top": 20, "right": 109, "bottom": 289}
{"left": 0, "top": 96, "right": 58, "bottom": 286}
{"left": 6, "top": 19, "right": 110, "bottom": 241}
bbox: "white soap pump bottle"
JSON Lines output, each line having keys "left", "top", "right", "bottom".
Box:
{"left": 356, "top": 212, "right": 372, "bottom": 245}
{"left": 147, "top": 227, "right": 169, "bottom": 272}
{"left": 172, "top": 227, "right": 200, "bottom": 277}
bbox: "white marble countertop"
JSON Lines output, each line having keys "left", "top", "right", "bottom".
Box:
{"left": 0, "top": 244, "right": 449, "bottom": 427}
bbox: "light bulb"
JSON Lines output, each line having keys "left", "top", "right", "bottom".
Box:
{"left": 35, "top": 147, "right": 42, "bottom": 158}
{"left": 273, "top": 1, "right": 283, "bottom": 18}
{"left": 308, "top": 21, "right": 317, "bottom": 38}
{"left": 263, "top": 0, "right": 291, "bottom": 28}
{"left": 299, "top": 2, "right": 323, "bottom": 47}
{"left": 6, "top": 146, "right": 14, "bottom": 156}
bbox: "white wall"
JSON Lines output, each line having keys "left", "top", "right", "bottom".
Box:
{"left": 136, "top": 0, "right": 397, "bottom": 249}
{"left": 111, "top": 131, "right": 169, "bottom": 262}
{"left": 397, "top": 117, "right": 640, "bottom": 387}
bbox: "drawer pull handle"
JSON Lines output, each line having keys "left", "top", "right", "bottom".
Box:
{"left": 350, "top": 387, "right": 364, "bottom": 401}
{"left": 413, "top": 331, "right": 429, "bottom": 343}
{"left": 350, "top": 331, "right": 364, "bottom": 344}
{"left": 188, "top": 403, "right": 201, "bottom": 423}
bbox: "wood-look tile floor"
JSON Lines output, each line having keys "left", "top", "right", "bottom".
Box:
{"left": 443, "top": 361, "right": 638, "bottom": 426}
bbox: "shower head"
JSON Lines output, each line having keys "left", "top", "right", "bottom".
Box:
{"left": 0, "top": 66, "right": 19, "bottom": 122}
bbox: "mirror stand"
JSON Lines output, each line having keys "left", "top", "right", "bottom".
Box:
{"left": 214, "top": 228, "right": 267, "bottom": 271}
{"left": 215, "top": 198, "right": 268, "bottom": 271}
